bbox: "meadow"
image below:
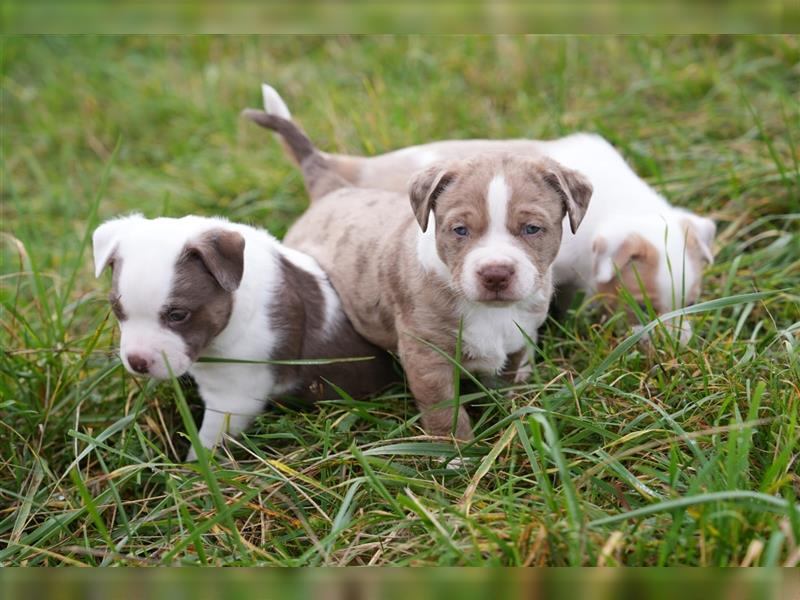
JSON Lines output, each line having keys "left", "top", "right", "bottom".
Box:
{"left": 1, "top": 35, "right": 798, "bottom": 566}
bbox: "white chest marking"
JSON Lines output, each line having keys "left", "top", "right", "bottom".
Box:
{"left": 459, "top": 303, "right": 543, "bottom": 374}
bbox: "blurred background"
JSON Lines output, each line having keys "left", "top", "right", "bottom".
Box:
{"left": 1, "top": 36, "right": 798, "bottom": 568}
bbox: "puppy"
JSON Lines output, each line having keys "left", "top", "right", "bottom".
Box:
{"left": 255, "top": 84, "right": 716, "bottom": 343}
{"left": 93, "top": 214, "right": 396, "bottom": 460}
{"left": 243, "top": 111, "right": 592, "bottom": 440}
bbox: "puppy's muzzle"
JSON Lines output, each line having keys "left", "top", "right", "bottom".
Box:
{"left": 127, "top": 352, "right": 152, "bottom": 375}
{"left": 478, "top": 263, "right": 515, "bottom": 293}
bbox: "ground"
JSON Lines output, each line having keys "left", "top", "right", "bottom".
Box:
{"left": 1, "top": 35, "right": 798, "bottom": 566}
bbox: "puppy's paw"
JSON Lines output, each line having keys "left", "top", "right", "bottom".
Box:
{"left": 513, "top": 362, "right": 533, "bottom": 384}
{"left": 184, "top": 446, "right": 199, "bottom": 462}
{"left": 445, "top": 456, "right": 468, "bottom": 470}
{"left": 436, "top": 455, "right": 474, "bottom": 471}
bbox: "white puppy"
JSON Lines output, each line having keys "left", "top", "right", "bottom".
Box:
{"left": 93, "top": 214, "right": 395, "bottom": 460}
{"left": 256, "top": 84, "right": 716, "bottom": 343}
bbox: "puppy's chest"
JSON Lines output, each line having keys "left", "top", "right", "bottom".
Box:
{"left": 459, "top": 306, "right": 543, "bottom": 373}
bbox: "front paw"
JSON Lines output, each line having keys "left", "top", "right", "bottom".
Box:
{"left": 185, "top": 446, "right": 199, "bottom": 462}
{"left": 512, "top": 361, "right": 533, "bottom": 384}
{"left": 422, "top": 406, "right": 474, "bottom": 441}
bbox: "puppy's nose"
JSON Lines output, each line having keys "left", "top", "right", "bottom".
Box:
{"left": 479, "top": 264, "right": 515, "bottom": 292}
{"left": 127, "top": 353, "right": 150, "bottom": 374}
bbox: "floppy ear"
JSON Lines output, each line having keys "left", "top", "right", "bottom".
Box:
{"left": 541, "top": 159, "right": 593, "bottom": 234}
{"left": 681, "top": 214, "right": 716, "bottom": 265}
{"left": 187, "top": 229, "right": 246, "bottom": 293}
{"left": 408, "top": 163, "right": 456, "bottom": 232}
{"left": 92, "top": 215, "right": 141, "bottom": 277}
{"left": 593, "top": 233, "right": 652, "bottom": 284}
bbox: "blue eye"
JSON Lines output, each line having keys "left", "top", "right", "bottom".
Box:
{"left": 453, "top": 226, "right": 469, "bottom": 237}
{"left": 166, "top": 308, "right": 190, "bottom": 323}
{"left": 523, "top": 224, "right": 541, "bottom": 235}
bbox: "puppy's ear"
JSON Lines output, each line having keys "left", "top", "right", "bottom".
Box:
{"left": 408, "top": 163, "right": 456, "bottom": 232}
{"left": 188, "top": 229, "right": 246, "bottom": 293}
{"left": 92, "top": 215, "right": 142, "bottom": 277}
{"left": 681, "top": 214, "right": 716, "bottom": 265}
{"left": 541, "top": 159, "right": 593, "bottom": 234}
{"left": 593, "top": 233, "right": 651, "bottom": 283}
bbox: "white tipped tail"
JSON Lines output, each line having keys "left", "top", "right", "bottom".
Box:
{"left": 261, "top": 84, "right": 291, "bottom": 119}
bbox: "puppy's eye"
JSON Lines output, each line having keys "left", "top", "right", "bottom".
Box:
{"left": 453, "top": 226, "right": 469, "bottom": 237}
{"left": 637, "top": 302, "right": 649, "bottom": 312}
{"left": 166, "top": 308, "right": 190, "bottom": 323}
{"left": 522, "top": 224, "right": 541, "bottom": 235}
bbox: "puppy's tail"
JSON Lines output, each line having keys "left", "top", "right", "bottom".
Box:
{"left": 243, "top": 88, "right": 350, "bottom": 201}
{"left": 243, "top": 109, "right": 350, "bottom": 201}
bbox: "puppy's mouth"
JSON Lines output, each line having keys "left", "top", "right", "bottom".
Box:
{"left": 472, "top": 290, "right": 524, "bottom": 305}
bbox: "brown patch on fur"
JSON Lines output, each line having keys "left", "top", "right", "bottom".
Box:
{"left": 187, "top": 229, "right": 246, "bottom": 293}
{"left": 166, "top": 240, "right": 238, "bottom": 361}
{"left": 285, "top": 153, "right": 579, "bottom": 438}
{"left": 269, "top": 255, "right": 397, "bottom": 402}
{"left": 108, "top": 256, "right": 127, "bottom": 321}
{"left": 244, "top": 111, "right": 351, "bottom": 201}
{"left": 595, "top": 233, "right": 662, "bottom": 315}
{"left": 408, "top": 164, "right": 457, "bottom": 232}
{"left": 540, "top": 159, "right": 593, "bottom": 233}
{"left": 416, "top": 154, "right": 589, "bottom": 299}
{"left": 504, "top": 156, "right": 590, "bottom": 274}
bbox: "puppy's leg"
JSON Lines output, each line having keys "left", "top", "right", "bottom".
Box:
{"left": 187, "top": 406, "right": 260, "bottom": 461}
{"left": 398, "top": 334, "right": 473, "bottom": 441}
{"left": 186, "top": 371, "right": 270, "bottom": 461}
{"left": 502, "top": 348, "right": 534, "bottom": 385}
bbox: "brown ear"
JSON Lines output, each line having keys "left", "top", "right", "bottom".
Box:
{"left": 408, "top": 164, "right": 456, "bottom": 232}
{"left": 680, "top": 215, "right": 715, "bottom": 265}
{"left": 188, "top": 229, "right": 246, "bottom": 292}
{"left": 541, "top": 159, "right": 593, "bottom": 234}
{"left": 594, "top": 233, "right": 654, "bottom": 283}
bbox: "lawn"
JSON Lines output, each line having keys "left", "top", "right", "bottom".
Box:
{"left": 1, "top": 35, "right": 798, "bottom": 566}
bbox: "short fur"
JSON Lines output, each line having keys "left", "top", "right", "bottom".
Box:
{"left": 93, "top": 214, "right": 396, "bottom": 460}
{"left": 250, "top": 116, "right": 592, "bottom": 439}
{"left": 247, "top": 85, "right": 716, "bottom": 343}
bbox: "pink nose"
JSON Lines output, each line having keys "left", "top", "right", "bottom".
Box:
{"left": 479, "top": 264, "right": 515, "bottom": 292}
{"left": 127, "top": 353, "right": 151, "bottom": 374}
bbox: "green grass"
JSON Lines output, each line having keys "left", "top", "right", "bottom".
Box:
{"left": 1, "top": 35, "right": 799, "bottom": 566}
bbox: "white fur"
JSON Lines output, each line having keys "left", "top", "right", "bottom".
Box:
{"left": 544, "top": 134, "right": 714, "bottom": 324}
{"left": 93, "top": 214, "right": 339, "bottom": 459}
{"left": 415, "top": 211, "right": 450, "bottom": 280}
{"left": 415, "top": 174, "right": 551, "bottom": 378}
{"left": 414, "top": 149, "right": 439, "bottom": 168}
{"left": 461, "top": 173, "right": 538, "bottom": 302}
{"left": 262, "top": 83, "right": 292, "bottom": 119}
{"left": 459, "top": 283, "right": 551, "bottom": 375}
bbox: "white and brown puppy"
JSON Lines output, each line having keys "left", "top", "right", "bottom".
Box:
{"left": 242, "top": 111, "right": 592, "bottom": 440}
{"left": 257, "top": 84, "right": 715, "bottom": 343}
{"left": 93, "top": 214, "right": 395, "bottom": 460}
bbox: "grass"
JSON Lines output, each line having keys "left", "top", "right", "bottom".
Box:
{"left": 1, "top": 35, "right": 799, "bottom": 566}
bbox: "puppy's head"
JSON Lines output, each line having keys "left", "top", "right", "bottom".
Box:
{"left": 410, "top": 153, "right": 592, "bottom": 304}
{"left": 592, "top": 211, "right": 715, "bottom": 342}
{"left": 93, "top": 215, "right": 245, "bottom": 379}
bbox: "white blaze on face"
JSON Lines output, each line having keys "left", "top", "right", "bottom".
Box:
{"left": 461, "top": 173, "right": 537, "bottom": 302}
{"left": 115, "top": 226, "right": 193, "bottom": 379}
